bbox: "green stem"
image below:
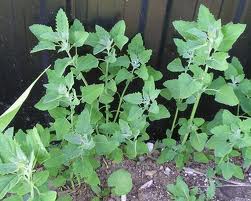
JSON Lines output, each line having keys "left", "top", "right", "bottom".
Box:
{"left": 114, "top": 81, "right": 130, "bottom": 122}
{"left": 237, "top": 104, "right": 240, "bottom": 116}
{"left": 80, "top": 73, "right": 88, "bottom": 86}
{"left": 171, "top": 107, "right": 179, "bottom": 136}
{"left": 182, "top": 93, "right": 201, "bottom": 144}
{"left": 105, "top": 61, "right": 109, "bottom": 123}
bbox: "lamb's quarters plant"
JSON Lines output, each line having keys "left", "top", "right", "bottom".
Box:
{"left": 159, "top": 4, "right": 250, "bottom": 179}
{"left": 167, "top": 176, "right": 215, "bottom": 201}
{"left": 27, "top": 8, "right": 169, "bottom": 199}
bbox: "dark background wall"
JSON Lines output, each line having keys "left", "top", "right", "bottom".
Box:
{"left": 0, "top": 0, "right": 251, "bottom": 134}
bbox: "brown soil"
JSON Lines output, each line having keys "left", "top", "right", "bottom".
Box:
{"left": 65, "top": 157, "right": 251, "bottom": 201}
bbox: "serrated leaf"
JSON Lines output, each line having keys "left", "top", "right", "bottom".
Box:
{"left": 31, "top": 41, "right": 55, "bottom": 53}
{"left": 173, "top": 20, "right": 197, "bottom": 40}
{"left": 135, "top": 65, "right": 149, "bottom": 80}
{"left": 29, "top": 24, "right": 53, "bottom": 41}
{"left": 123, "top": 92, "right": 143, "bottom": 104}
{"left": 190, "top": 132, "right": 208, "bottom": 152}
{"left": 149, "top": 104, "right": 170, "bottom": 121}
{"left": 164, "top": 73, "right": 203, "bottom": 99}
{"left": 108, "top": 169, "right": 132, "bottom": 196}
{"left": 138, "top": 49, "right": 152, "bottom": 64}
{"left": 167, "top": 58, "right": 185, "bottom": 72}
{"left": 69, "top": 19, "right": 89, "bottom": 47}
{"left": 218, "top": 23, "right": 246, "bottom": 52}
{"left": 215, "top": 84, "right": 239, "bottom": 106}
{"left": 56, "top": 9, "right": 69, "bottom": 40}
{"left": 81, "top": 84, "right": 104, "bottom": 104}
{"left": 206, "top": 52, "right": 229, "bottom": 71}
{"left": 94, "top": 135, "right": 119, "bottom": 155}
{"left": 115, "top": 68, "right": 133, "bottom": 84}
{"left": 76, "top": 54, "right": 99, "bottom": 72}
{"left": 197, "top": 5, "right": 216, "bottom": 31}
{"left": 54, "top": 118, "right": 71, "bottom": 140}
{"left": 54, "top": 58, "right": 72, "bottom": 75}
{"left": 33, "top": 170, "right": 49, "bottom": 187}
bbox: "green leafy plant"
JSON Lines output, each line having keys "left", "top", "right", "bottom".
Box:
{"left": 27, "top": 8, "right": 169, "bottom": 199}
{"left": 159, "top": 4, "right": 248, "bottom": 173}
{"left": 107, "top": 169, "right": 132, "bottom": 196}
{"left": 167, "top": 176, "right": 215, "bottom": 201}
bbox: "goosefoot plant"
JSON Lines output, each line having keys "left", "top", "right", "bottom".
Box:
{"left": 25, "top": 8, "right": 169, "bottom": 200}
{"left": 167, "top": 176, "right": 215, "bottom": 201}
{"left": 159, "top": 4, "right": 251, "bottom": 181}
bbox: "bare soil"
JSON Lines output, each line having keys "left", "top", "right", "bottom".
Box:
{"left": 65, "top": 156, "right": 251, "bottom": 201}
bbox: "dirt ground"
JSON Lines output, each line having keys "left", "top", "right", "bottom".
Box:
{"left": 67, "top": 155, "right": 251, "bottom": 201}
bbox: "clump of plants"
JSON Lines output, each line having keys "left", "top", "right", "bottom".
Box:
{"left": 159, "top": 4, "right": 250, "bottom": 181}
{"left": 0, "top": 4, "right": 250, "bottom": 201}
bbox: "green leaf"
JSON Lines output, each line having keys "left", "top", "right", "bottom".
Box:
{"left": 167, "top": 58, "right": 185, "bottom": 72}
{"left": 26, "top": 128, "right": 49, "bottom": 162}
{"left": 54, "top": 58, "right": 72, "bottom": 76}
{"left": 215, "top": 84, "right": 239, "bottom": 106}
{"left": 147, "top": 66, "right": 163, "bottom": 81}
{"left": 138, "top": 50, "right": 152, "bottom": 64}
{"left": 110, "top": 20, "right": 126, "bottom": 37}
{"left": 75, "top": 108, "right": 93, "bottom": 134}
{"left": 0, "top": 175, "right": 19, "bottom": 199}
{"left": 219, "top": 162, "right": 236, "bottom": 180}
{"left": 38, "top": 191, "right": 57, "bottom": 201}
{"left": 94, "top": 135, "right": 119, "bottom": 155}
{"left": 193, "top": 152, "right": 209, "bottom": 163}
{"left": 135, "top": 65, "right": 149, "bottom": 80}
{"left": 69, "top": 19, "right": 89, "bottom": 47}
{"left": 167, "top": 176, "right": 190, "bottom": 199}
{"left": 218, "top": 23, "right": 246, "bottom": 52}
{"left": 0, "top": 163, "right": 18, "bottom": 175}
{"left": 76, "top": 54, "right": 99, "bottom": 72}
{"left": 52, "top": 176, "right": 66, "bottom": 188}
{"left": 115, "top": 69, "right": 133, "bottom": 84}
{"left": 31, "top": 41, "right": 56, "bottom": 53}
{"left": 149, "top": 104, "right": 170, "bottom": 121}
{"left": 173, "top": 20, "right": 197, "bottom": 40}
{"left": 56, "top": 9, "right": 69, "bottom": 40}
{"left": 206, "top": 52, "right": 229, "bottom": 71}
{"left": 0, "top": 66, "right": 49, "bottom": 132}
{"left": 190, "top": 132, "right": 208, "bottom": 152}
{"left": 81, "top": 84, "right": 104, "bottom": 104}
{"left": 33, "top": 170, "right": 49, "bottom": 187}
{"left": 29, "top": 24, "right": 53, "bottom": 41}
{"left": 128, "top": 33, "right": 144, "bottom": 55}
{"left": 57, "top": 195, "right": 72, "bottom": 201}
{"left": 123, "top": 92, "right": 143, "bottom": 104}
{"left": 108, "top": 169, "right": 132, "bottom": 196}
{"left": 207, "top": 180, "right": 216, "bottom": 199}
{"left": 197, "top": 5, "right": 216, "bottom": 31}
{"left": 54, "top": 118, "right": 71, "bottom": 140}
{"left": 164, "top": 73, "right": 203, "bottom": 99}
{"left": 110, "top": 55, "right": 130, "bottom": 68}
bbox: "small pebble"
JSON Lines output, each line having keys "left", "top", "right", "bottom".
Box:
{"left": 139, "top": 180, "right": 153, "bottom": 190}
{"left": 147, "top": 142, "right": 154, "bottom": 153}
{"left": 164, "top": 167, "right": 171, "bottom": 176}
{"left": 145, "top": 170, "right": 157, "bottom": 177}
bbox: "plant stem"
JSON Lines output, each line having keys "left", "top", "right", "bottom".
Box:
{"left": 171, "top": 107, "right": 179, "bottom": 136}
{"left": 80, "top": 73, "right": 88, "bottom": 86}
{"left": 237, "top": 104, "right": 240, "bottom": 116}
{"left": 114, "top": 81, "right": 130, "bottom": 122}
{"left": 105, "top": 61, "right": 109, "bottom": 123}
{"left": 182, "top": 93, "right": 201, "bottom": 144}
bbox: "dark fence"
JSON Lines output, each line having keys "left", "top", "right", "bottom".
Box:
{"left": 0, "top": 0, "right": 251, "bottom": 130}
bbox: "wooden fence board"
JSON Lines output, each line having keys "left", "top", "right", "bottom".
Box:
{"left": 144, "top": 0, "right": 167, "bottom": 65}
{"left": 123, "top": 0, "right": 141, "bottom": 37}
